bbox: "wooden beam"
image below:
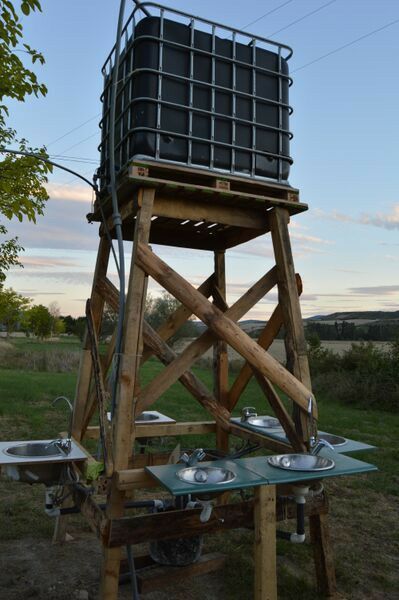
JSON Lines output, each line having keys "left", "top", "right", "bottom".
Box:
{"left": 213, "top": 251, "right": 229, "bottom": 456}
{"left": 309, "top": 512, "right": 337, "bottom": 596}
{"left": 270, "top": 208, "right": 313, "bottom": 443}
{"left": 72, "top": 236, "right": 110, "bottom": 441}
{"left": 228, "top": 274, "right": 303, "bottom": 411}
{"left": 136, "top": 266, "right": 278, "bottom": 413}
{"left": 135, "top": 244, "right": 315, "bottom": 417}
{"left": 254, "top": 485, "right": 277, "bottom": 600}
{"left": 105, "top": 493, "right": 327, "bottom": 547}
{"left": 85, "top": 421, "right": 217, "bottom": 441}
{"left": 100, "top": 187, "right": 155, "bottom": 600}
{"left": 150, "top": 194, "right": 270, "bottom": 230}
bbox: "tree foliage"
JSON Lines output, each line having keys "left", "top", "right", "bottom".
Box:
{"left": 0, "top": 286, "right": 30, "bottom": 334}
{"left": 0, "top": 0, "right": 51, "bottom": 283}
{"left": 145, "top": 292, "right": 197, "bottom": 341}
{"left": 24, "top": 303, "right": 52, "bottom": 338}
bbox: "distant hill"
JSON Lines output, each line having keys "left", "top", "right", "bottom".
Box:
{"left": 306, "top": 311, "right": 399, "bottom": 322}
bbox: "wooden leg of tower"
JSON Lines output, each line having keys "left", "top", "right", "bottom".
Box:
{"left": 100, "top": 188, "right": 155, "bottom": 600}
{"left": 72, "top": 235, "right": 111, "bottom": 441}
{"left": 213, "top": 250, "right": 229, "bottom": 455}
{"left": 309, "top": 513, "right": 337, "bottom": 597}
{"left": 254, "top": 485, "right": 277, "bottom": 600}
{"left": 270, "top": 207, "right": 337, "bottom": 596}
{"left": 269, "top": 207, "right": 311, "bottom": 443}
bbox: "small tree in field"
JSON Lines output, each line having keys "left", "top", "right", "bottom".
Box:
{"left": 0, "top": 286, "right": 30, "bottom": 334}
{"left": 145, "top": 292, "right": 197, "bottom": 341}
{"left": 25, "top": 303, "right": 52, "bottom": 339}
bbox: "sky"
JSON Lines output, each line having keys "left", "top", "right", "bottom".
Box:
{"left": 3, "top": 0, "right": 399, "bottom": 319}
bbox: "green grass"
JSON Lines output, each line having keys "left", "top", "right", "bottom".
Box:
{"left": 0, "top": 356, "right": 398, "bottom": 598}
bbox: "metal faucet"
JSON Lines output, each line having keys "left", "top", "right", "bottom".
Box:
{"left": 52, "top": 396, "right": 74, "bottom": 455}
{"left": 179, "top": 448, "right": 206, "bottom": 467}
{"left": 310, "top": 438, "right": 335, "bottom": 455}
{"left": 241, "top": 406, "right": 257, "bottom": 422}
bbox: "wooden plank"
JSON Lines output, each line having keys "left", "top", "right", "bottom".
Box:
{"left": 228, "top": 274, "right": 302, "bottom": 411}
{"left": 254, "top": 485, "right": 277, "bottom": 600}
{"left": 106, "top": 494, "right": 327, "bottom": 547}
{"left": 270, "top": 208, "right": 313, "bottom": 444}
{"left": 213, "top": 251, "right": 229, "bottom": 456}
{"left": 85, "top": 299, "right": 113, "bottom": 476}
{"left": 137, "top": 553, "right": 227, "bottom": 594}
{"left": 116, "top": 468, "right": 159, "bottom": 490}
{"left": 72, "top": 236, "right": 110, "bottom": 440}
{"left": 136, "top": 266, "right": 278, "bottom": 413}
{"left": 100, "top": 188, "right": 155, "bottom": 600}
{"left": 135, "top": 244, "right": 314, "bottom": 416}
{"left": 309, "top": 513, "right": 337, "bottom": 597}
{"left": 151, "top": 194, "right": 269, "bottom": 229}
{"left": 85, "top": 421, "right": 217, "bottom": 441}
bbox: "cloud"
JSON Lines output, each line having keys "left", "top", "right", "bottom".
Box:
{"left": 348, "top": 285, "right": 399, "bottom": 296}
{"left": 46, "top": 183, "right": 93, "bottom": 204}
{"left": 315, "top": 204, "right": 399, "bottom": 231}
{"left": 10, "top": 270, "right": 93, "bottom": 286}
{"left": 290, "top": 232, "right": 333, "bottom": 245}
{"left": 19, "top": 256, "right": 78, "bottom": 268}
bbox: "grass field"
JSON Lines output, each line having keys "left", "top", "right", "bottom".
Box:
{"left": 0, "top": 338, "right": 398, "bottom": 599}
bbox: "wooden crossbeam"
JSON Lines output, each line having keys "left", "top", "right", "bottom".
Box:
{"left": 136, "top": 266, "right": 278, "bottom": 413}
{"left": 135, "top": 244, "right": 316, "bottom": 418}
{"left": 228, "top": 274, "right": 303, "bottom": 411}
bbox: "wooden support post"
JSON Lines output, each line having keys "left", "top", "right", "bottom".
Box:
{"left": 100, "top": 187, "right": 155, "bottom": 600}
{"left": 254, "top": 485, "right": 277, "bottom": 600}
{"left": 72, "top": 236, "right": 110, "bottom": 441}
{"left": 309, "top": 513, "right": 337, "bottom": 597}
{"left": 270, "top": 208, "right": 313, "bottom": 444}
{"left": 135, "top": 244, "right": 314, "bottom": 415}
{"left": 213, "top": 250, "right": 229, "bottom": 455}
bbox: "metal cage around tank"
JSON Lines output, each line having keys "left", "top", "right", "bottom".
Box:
{"left": 98, "top": 2, "right": 294, "bottom": 190}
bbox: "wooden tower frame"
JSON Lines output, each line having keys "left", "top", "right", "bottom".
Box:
{"left": 68, "top": 160, "right": 337, "bottom": 599}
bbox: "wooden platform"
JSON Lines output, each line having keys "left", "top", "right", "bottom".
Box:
{"left": 89, "top": 160, "right": 308, "bottom": 251}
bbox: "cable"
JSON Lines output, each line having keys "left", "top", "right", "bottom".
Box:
{"left": 242, "top": 0, "right": 295, "bottom": 30}
{"left": 108, "top": 0, "right": 128, "bottom": 417}
{"left": 0, "top": 148, "right": 96, "bottom": 189}
{"left": 268, "top": 0, "right": 338, "bottom": 38}
{"left": 57, "top": 131, "right": 99, "bottom": 156}
{"left": 292, "top": 17, "right": 399, "bottom": 73}
{"left": 46, "top": 113, "right": 101, "bottom": 147}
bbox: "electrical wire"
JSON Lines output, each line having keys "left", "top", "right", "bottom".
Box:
{"left": 46, "top": 113, "right": 101, "bottom": 147}
{"left": 242, "top": 0, "right": 295, "bottom": 30}
{"left": 267, "top": 0, "right": 338, "bottom": 38}
{"left": 292, "top": 16, "right": 399, "bottom": 73}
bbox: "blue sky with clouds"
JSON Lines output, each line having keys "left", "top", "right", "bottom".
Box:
{"left": 3, "top": 0, "right": 399, "bottom": 317}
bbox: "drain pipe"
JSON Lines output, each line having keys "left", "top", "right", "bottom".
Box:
{"left": 276, "top": 486, "right": 308, "bottom": 544}
{"left": 44, "top": 493, "right": 163, "bottom": 517}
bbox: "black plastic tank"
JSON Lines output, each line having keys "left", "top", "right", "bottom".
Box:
{"left": 99, "top": 5, "right": 293, "bottom": 189}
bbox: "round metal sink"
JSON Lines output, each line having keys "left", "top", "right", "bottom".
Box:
{"left": 267, "top": 454, "right": 335, "bottom": 472}
{"left": 177, "top": 466, "right": 236, "bottom": 485}
{"left": 319, "top": 434, "right": 347, "bottom": 447}
{"left": 4, "top": 442, "right": 62, "bottom": 458}
{"left": 135, "top": 412, "right": 159, "bottom": 422}
{"left": 247, "top": 416, "right": 282, "bottom": 428}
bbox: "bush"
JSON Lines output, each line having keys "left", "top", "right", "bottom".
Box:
{"left": 310, "top": 341, "right": 399, "bottom": 412}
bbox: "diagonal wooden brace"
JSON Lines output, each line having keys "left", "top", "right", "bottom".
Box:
{"left": 136, "top": 265, "right": 278, "bottom": 414}
{"left": 135, "top": 243, "right": 317, "bottom": 418}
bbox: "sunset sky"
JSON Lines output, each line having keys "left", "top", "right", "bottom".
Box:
{"left": 3, "top": 0, "right": 399, "bottom": 319}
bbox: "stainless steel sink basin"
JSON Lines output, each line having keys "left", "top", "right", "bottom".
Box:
{"left": 177, "top": 466, "right": 236, "bottom": 485}
{"left": 247, "top": 416, "right": 282, "bottom": 428}
{"left": 135, "top": 412, "right": 159, "bottom": 422}
{"left": 267, "top": 454, "right": 335, "bottom": 472}
{"left": 4, "top": 442, "right": 63, "bottom": 458}
{"left": 319, "top": 433, "right": 347, "bottom": 447}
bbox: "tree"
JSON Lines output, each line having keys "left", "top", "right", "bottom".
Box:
{"left": 25, "top": 303, "right": 52, "bottom": 339}
{"left": 145, "top": 292, "right": 197, "bottom": 341}
{"left": 0, "top": 0, "right": 51, "bottom": 283}
{"left": 48, "top": 300, "right": 64, "bottom": 336}
{"left": 0, "top": 286, "right": 30, "bottom": 334}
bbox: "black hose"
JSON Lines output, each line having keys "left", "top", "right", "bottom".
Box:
{"left": 59, "top": 498, "right": 160, "bottom": 515}
{"left": 109, "top": 0, "right": 127, "bottom": 417}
